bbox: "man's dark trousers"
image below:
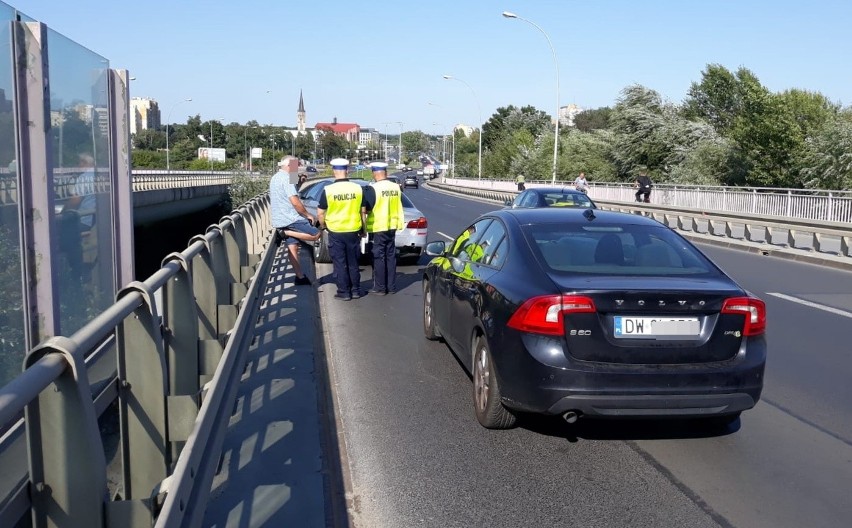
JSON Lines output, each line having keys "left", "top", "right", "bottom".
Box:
{"left": 329, "top": 231, "right": 361, "bottom": 296}
{"left": 372, "top": 230, "right": 396, "bottom": 293}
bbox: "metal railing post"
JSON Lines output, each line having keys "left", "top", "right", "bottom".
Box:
{"left": 24, "top": 338, "right": 108, "bottom": 528}
{"left": 115, "top": 282, "right": 169, "bottom": 502}
{"left": 160, "top": 254, "right": 202, "bottom": 459}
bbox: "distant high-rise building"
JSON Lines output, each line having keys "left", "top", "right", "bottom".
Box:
{"left": 130, "top": 97, "right": 161, "bottom": 135}
{"left": 297, "top": 90, "right": 306, "bottom": 133}
{"left": 558, "top": 103, "right": 583, "bottom": 127}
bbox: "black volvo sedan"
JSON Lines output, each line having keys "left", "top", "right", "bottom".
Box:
{"left": 422, "top": 208, "right": 766, "bottom": 429}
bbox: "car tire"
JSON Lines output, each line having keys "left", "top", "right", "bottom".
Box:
{"left": 423, "top": 279, "right": 441, "bottom": 341}
{"left": 472, "top": 336, "right": 517, "bottom": 429}
{"left": 315, "top": 230, "right": 332, "bottom": 263}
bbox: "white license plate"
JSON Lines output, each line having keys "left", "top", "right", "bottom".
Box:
{"left": 613, "top": 316, "right": 700, "bottom": 338}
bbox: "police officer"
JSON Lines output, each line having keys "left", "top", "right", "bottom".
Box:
{"left": 363, "top": 161, "right": 404, "bottom": 295}
{"left": 317, "top": 158, "right": 367, "bottom": 300}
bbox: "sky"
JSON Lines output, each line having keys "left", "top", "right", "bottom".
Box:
{"left": 17, "top": 0, "right": 852, "bottom": 134}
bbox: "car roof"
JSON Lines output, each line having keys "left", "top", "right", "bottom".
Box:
{"left": 529, "top": 187, "right": 588, "bottom": 195}
{"left": 491, "top": 207, "right": 662, "bottom": 227}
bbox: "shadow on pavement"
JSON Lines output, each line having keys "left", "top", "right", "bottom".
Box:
{"left": 203, "top": 244, "right": 348, "bottom": 528}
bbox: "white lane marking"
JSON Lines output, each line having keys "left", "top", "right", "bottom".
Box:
{"left": 436, "top": 231, "right": 455, "bottom": 241}
{"left": 766, "top": 292, "right": 852, "bottom": 319}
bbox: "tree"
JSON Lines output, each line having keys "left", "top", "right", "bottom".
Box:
{"left": 799, "top": 110, "right": 852, "bottom": 189}
{"left": 481, "top": 105, "right": 551, "bottom": 151}
{"left": 131, "top": 149, "right": 166, "bottom": 169}
{"left": 318, "top": 131, "right": 349, "bottom": 160}
{"left": 558, "top": 129, "right": 618, "bottom": 182}
{"left": 610, "top": 84, "right": 731, "bottom": 184}
{"left": 295, "top": 132, "right": 314, "bottom": 160}
{"left": 684, "top": 64, "right": 742, "bottom": 135}
{"left": 573, "top": 107, "right": 612, "bottom": 132}
{"left": 402, "top": 130, "right": 430, "bottom": 155}
{"left": 726, "top": 72, "right": 801, "bottom": 187}
{"left": 132, "top": 128, "right": 166, "bottom": 151}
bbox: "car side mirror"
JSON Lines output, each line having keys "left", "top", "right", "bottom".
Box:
{"left": 425, "top": 240, "right": 446, "bottom": 256}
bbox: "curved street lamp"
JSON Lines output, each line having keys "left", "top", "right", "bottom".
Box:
{"left": 443, "top": 74, "right": 482, "bottom": 180}
{"left": 503, "top": 11, "right": 561, "bottom": 184}
{"left": 165, "top": 98, "right": 192, "bottom": 173}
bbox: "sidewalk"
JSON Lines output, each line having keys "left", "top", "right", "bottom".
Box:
{"left": 203, "top": 244, "right": 344, "bottom": 527}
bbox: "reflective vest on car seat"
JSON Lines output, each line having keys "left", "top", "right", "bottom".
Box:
{"left": 367, "top": 179, "right": 404, "bottom": 233}
{"left": 323, "top": 181, "right": 363, "bottom": 233}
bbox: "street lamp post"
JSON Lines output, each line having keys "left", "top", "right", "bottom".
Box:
{"left": 442, "top": 75, "right": 482, "bottom": 180}
{"left": 395, "top": 122, "right": 404, "bottom": 167}
{"left": 503, "top": 11, "right": 561, "bottom": 184}
{"left": 165, "top": 98, "right": 192, "bottom": 172}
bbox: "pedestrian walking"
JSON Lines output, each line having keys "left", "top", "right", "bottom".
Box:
{"left": 270, "top": 159, "right": 321, "bottom": 285}
{"left": 317, "top": 158, "right": 367, "bottom": 300}
{"left": 516, "top": 173, "right": 526, "bottom": 191}
{"left": 363, "top": 161, "right": 404, "bottom": 295}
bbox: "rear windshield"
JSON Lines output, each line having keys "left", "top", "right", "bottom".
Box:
{"left": 524, "top": 223, "right": 720, "bottom": 276}
{"left": 541, "top": 192, "right": 594, "bottom": 208}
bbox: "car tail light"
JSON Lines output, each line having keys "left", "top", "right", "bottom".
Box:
{"left": 721, "top": 297, "right": 766, "bottom": 336}
{"left": 507, "top": 295, "right": 596, "bottom": 336}
{"left": 407, "top": 217, "right": 427, "bottom": 229}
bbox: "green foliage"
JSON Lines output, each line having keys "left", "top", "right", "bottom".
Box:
{"left": 187, "top": 158, "right": 233, "bottom": 171}
{"left": 131, "top": 149, "right": 166, "bottom": 169}
{"left": 482, "top": 105, "right": 551, "bottom": 151}
{"left": 0, "top": 223, "right": 24, "bottom": 386}
{"left": 799, "top": 111, "right": 852, "bottom": 189}
{"left": 228, "top": 171, "right": 271, "bottom": 209}
{"left": 573, "top": 107, "right": 612, "bottom": 133}
{"left": 133, "top": 128, "right": 166, "bottom": 151}
{"left": 559, "top": 129, "right": 618, "bottom": 182}
{"left": 483, "top": 128, "right": 543, "bottom": 181}
{"left": 684, "top": 64, "right": 743, "bottom": 134}
{"left": 319, "top": 131, "right": 349, "bottom": 160}
{"left": 402, "top": 130, "right": 430, "bottom": 154}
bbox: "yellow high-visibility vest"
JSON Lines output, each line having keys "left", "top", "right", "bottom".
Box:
{"left": 324, "top": 181, "right": 363, "bottom": 232}
{"left": 367, "top": 179, "right": 404, "bottom": 233}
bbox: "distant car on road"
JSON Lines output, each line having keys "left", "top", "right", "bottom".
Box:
{"left": 305, "top": 166, "right": 318, "bottom": 173}
{"left": 505, "top": 187, "right": 597, "bottom": 209}
{"left": 404, "top": 174, "right": 419, "bottom": 189}
{"left": 422, "top": 207, "right": 766, "bottom": 429}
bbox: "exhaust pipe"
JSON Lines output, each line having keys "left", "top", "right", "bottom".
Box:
{"left": 562, "top": 411, "right": 580, "bottom": 424}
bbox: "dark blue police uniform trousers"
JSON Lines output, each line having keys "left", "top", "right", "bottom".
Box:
{"left": 371, "top": 230, "right": 397, "bottom": 293}
{"left": 328, "top": 230, "right": 361, "bottom": 295}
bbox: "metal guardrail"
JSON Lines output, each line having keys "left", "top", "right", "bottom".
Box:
{"left": 442, "top": 177, "right": 852, "bottom": 223}
{"left": 0, "top": 193, "right": 274, "bottom": 527}
{"left": 429, "top": 181, "right": 852, "bottom": 270}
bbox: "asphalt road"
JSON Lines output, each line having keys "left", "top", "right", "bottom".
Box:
{"left": 316, "top": 183, "right": 852, "bottom": 528}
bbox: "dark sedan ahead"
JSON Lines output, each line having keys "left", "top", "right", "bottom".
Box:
{"left": 422, "top": 208, "right": 766, "bottom": 429}
{"left": 506, "top": 187, "right": 596, "bottom": 209}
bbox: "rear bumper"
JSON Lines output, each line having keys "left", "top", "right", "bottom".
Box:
{"left": 495, "top": 334, "right": 766, "bottom": 419}
{"left": 542, "top": 392, "right": 756, "bottom": 417}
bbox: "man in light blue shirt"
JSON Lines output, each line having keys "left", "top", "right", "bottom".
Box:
{"left": 270, "top": 160, "right": 320, "bottom": 285}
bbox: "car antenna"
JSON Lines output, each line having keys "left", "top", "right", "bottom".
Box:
{"left": 583, "top": 208, "right": 596, "bottom": 221}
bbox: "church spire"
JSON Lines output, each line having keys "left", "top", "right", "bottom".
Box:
{"left": 297, "top": 89, "right": 306, "bottom": 133}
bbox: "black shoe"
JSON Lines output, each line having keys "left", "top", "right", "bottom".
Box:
{"left": 351, "top": 290, "right": 365, "bottom": 299}
{"left": 370, "top": 289, "right": 387, "bottom": 296}
{"left": 294, "top": 276, "right": 312, "bottom": 286}
{"left": 334, "top": 293, "right": 352, "bottom": 301}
